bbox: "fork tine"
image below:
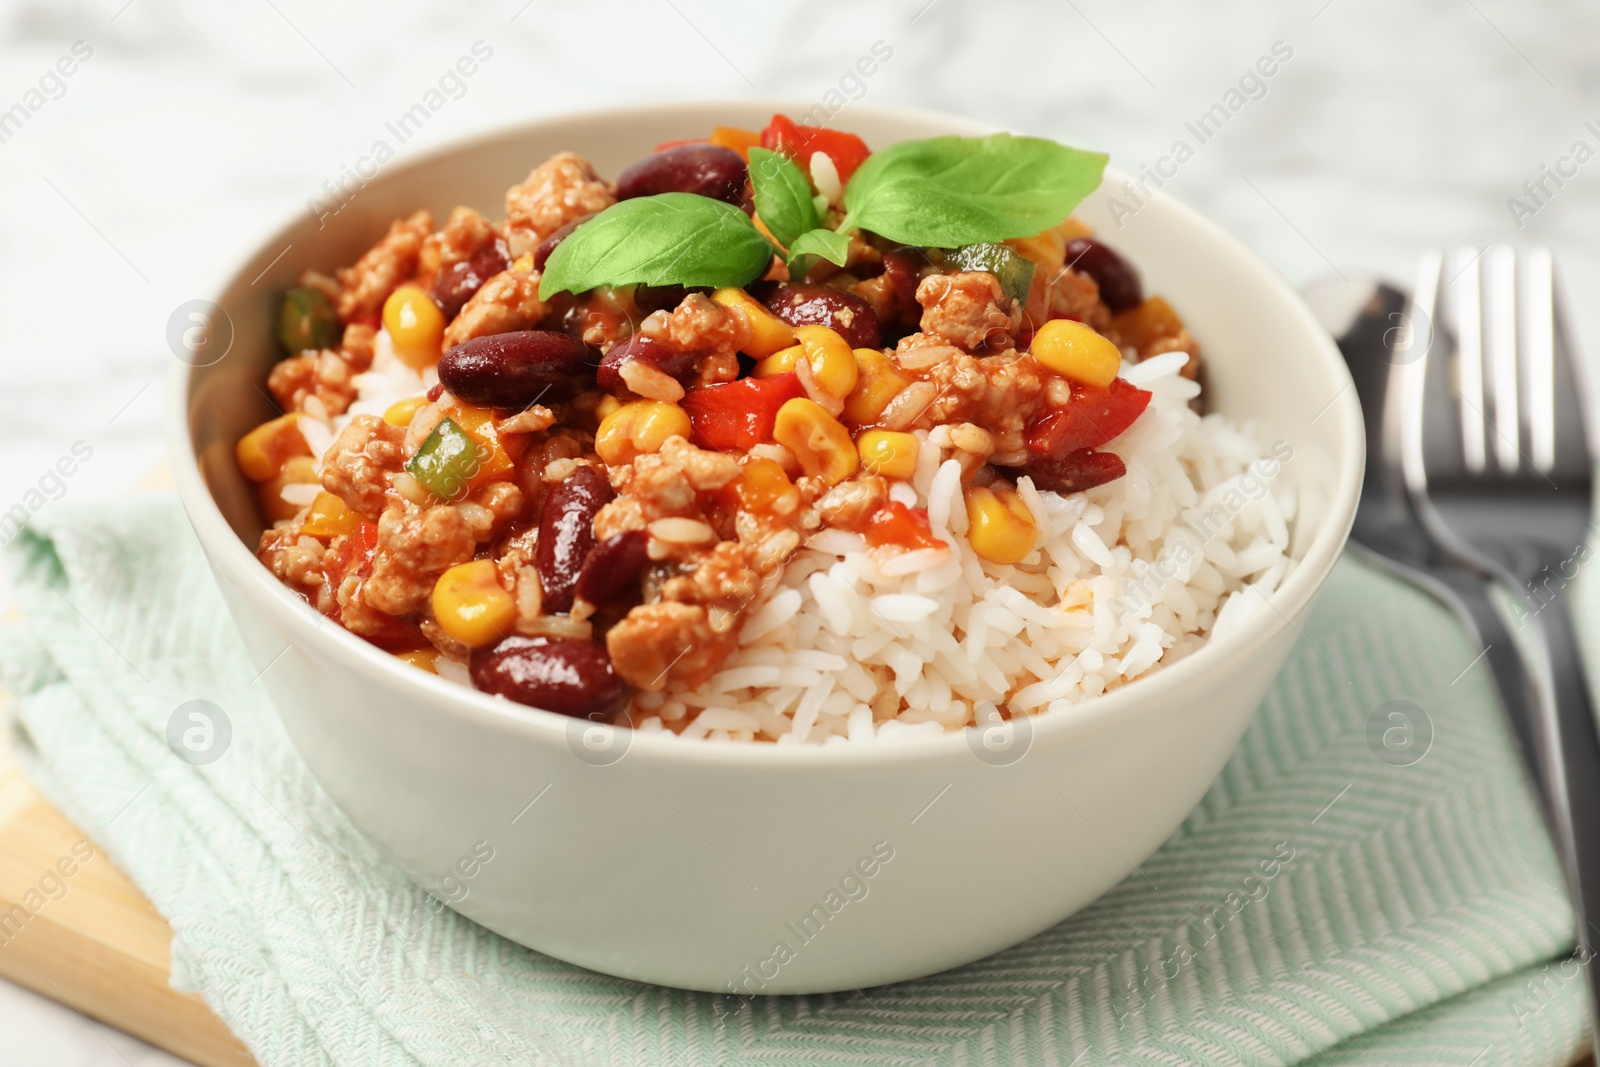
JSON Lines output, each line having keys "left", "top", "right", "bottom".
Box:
{"left": 1451, "top": 247, "right": 1488, "bottom": 473}
{"left": 1522, "top": 247, "right": 1556, "bottom": 473}
{"left": 1487, "top": 246, "right": 1521, "bottom": 473}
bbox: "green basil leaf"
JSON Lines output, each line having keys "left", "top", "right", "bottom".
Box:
{"left": 538, "top": 193, "right": 775, "bottom": 299}
{"left": 840, "top": 133, "right": 1107, "bottom": 248}
{"left": 747, "top": 147, "right": 818, "bottom": 250}
{"left": 786, "top": 228, "right": 851, "bottom": 269}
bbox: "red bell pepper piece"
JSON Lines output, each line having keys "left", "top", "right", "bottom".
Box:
{"left": 326, "top": 520, "right": 380, "bottom": 589}
{"left": 1025, "top": 377, "right": 1152, "bottom": 459}
{"left": 759, "top": 114, "right": 872, "bottom": 183}
{"left": 1023, "top": 449, "right": 1127, "bottom": 495}
{"left": 864, "top": 502, "right": 946, "bottom": 552}
{"left": 681, "top": 372, "right": 806, "bottom": 452}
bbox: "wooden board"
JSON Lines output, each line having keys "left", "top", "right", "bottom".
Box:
{"left": 0, "top": 745, "right": 255, "bottom": 1067}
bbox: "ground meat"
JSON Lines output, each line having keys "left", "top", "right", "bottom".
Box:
{"left": 442, "top": 268, "right": 546, "bottom": 348}
{"left": 813, "top": 475, "right": 889, "bottom": 531}
{"left": 594, "top": 439, "right": 782, "bottom": 688}
{"left": 916, "top": 271, "right": 1020, "bottom": 351}
{"left": 337, "top": 581, "right": 409, "bottom": 640}
{"left": 883, "top": 343, "right": 1042, "bottom": 463}
{"left": 418, "top": 206, "right": 499, "bottom": 288}
{"left": 456, "top": 481, "right": 525, "bottom": 543}
{"left": 658, "top": 540, "right": 764, "bottom": 609}
{"left": 320, "top": 415, "right": 408, "bottom": 518}
{"left": 515, "top": 427, "right": 591, "bottom": 513}
{"left": 267, "top": 350, "right": 354, "bottom": 418}
{"left": 340, "top": 323, "right": 376, "bottom": 372}
{"left": 1039, "top": 267, "right": 1112, "bottom": 334}
{"left": 505, "top": 151, "right": 615, "bottom": 253}
{"left": 267, "top": 354, "right": 319, "bottom": 413}
{"left": 639, "top": 293, "right": 750, "bottom": 386}
{"left": 363, "top": 502, "right": 475, "bottom": 616}
{"left": 606, "top": 601, "right": 739, "bottom": 691}
{"left": 268, "top": 320, "right": 380, "bottom": 416}
{"left": 420, "top": 618, "right": 473, "bottom": 661}
{"left": 594, "top": 437, "right": 740, "bottom": 540}
{"left": 336, "top": 210, "right": 432, "bottom": 322}
{"left": 257, "top": 527, "right": 324, "bottom": 596}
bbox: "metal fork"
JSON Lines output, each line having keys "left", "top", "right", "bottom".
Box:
{"left": 1405, "top": 246, "right": 1600, "bottom": 1024}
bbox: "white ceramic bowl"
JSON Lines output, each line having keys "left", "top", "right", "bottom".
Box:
{"left": 167, "top": 101, "right": 1362, "bottom": 994}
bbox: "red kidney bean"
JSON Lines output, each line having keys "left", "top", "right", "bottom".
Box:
{"left": 881, "top": 248, "right": 925, "bottom": 327}
{"left": 1023, "top": 448, "right": 1127, "bottom": 494}
{"left": 595, "top": 334, "right": 698, "bottom": 396}
{"left": 533, "top": 212, "right": 597, "bottom": 272}
{"left": 1062, "top": 237, "right": 1142, "bottom": 314}
{"left": 759, "top": 283, "right": 881, "bottom": 348}
{"left": 438, "top": 330, "right": 599, "bottom": 408}
{"left": 426, "top": 382, "right": 445, "bottom": 402}
{"left": 432, "top": 239, "right": 511, "bottom": 321}
{"left": 573, "top": 530, "right": 649, "bottom": 611}
{"left": 616, "top": 144, "right": 748, "bottom": 206}
{"left": 633, "top": 283, "right": 705, "bottom": 313}
{"left": 471, "top": 635, "right": 629, "bottom": 720}
{"left": 536, "top": 465, "right": 612, "bottom": 614}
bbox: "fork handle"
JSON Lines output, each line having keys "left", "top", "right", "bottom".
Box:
{"left": 1430, "top": 568, "right": 1552, "bottom": 810}
{"left": 1533, "top": 597, "right": 1600, "bottom": 962}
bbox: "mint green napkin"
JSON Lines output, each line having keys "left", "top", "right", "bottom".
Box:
{"left": 0, "top": 496, "right": 1589, "bottom": 1067}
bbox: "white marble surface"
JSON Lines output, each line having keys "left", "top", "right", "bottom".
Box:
{"left": 2, "top": 0, "right": 1598, "bottom": 1062}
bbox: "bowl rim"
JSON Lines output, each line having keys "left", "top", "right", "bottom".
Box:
{"left": 166, "top": 98, "right": 1364, "bottom": 769}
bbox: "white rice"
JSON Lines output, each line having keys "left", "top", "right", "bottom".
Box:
{"left": 291, "top": 335, "right": 1299, "bottom": 744}
{"left": 637, "top": 350, "right": 1300, "bottom": 743}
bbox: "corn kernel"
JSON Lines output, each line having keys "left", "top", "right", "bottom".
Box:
{"left": 857, "top": 430, "right": 919, "bottom": 479}
{"left": 395, "top": 648, "right": 440, "bottom": 673}
{"left": 258, "top": 455, "right": 319, "bottom": 522}
{"left": 1030, "top": 318, "right": 1122, "bottom": 388}
{"left": 843, "top": 348, "right": 912, "bottom": 426}
{"left": 510, "top": 253, "right": 534, "bottom": 272}
{"left": 754, "top": 327, "right": 857, "bottom": 400}
{"left": 791, "top": 326, "right": 858, "bottom": 398}
{"left": 383, "top": 396, "right": 429, "bottom": 428}
{"left": 752, "top": 344, "right": 802, "bottom": 377}
{"left": 431, "top": 559, "right": 516, "bottom": 648}
{"left": 713, "top": 287, "right": 795, "bottom": 357}
{"left": 595, "top": 400, "right": 692, "bottom": 466}
{"left": 734, "top": 457, "right": 796, "bottom": 512}
{"left": 383, "top": 285, "right": 445, "bottom": 369}
{"left": 964, "top": 485, "right": 1038, "bottom": 564}
{"left": 772, "top": 398, "right": 858, "bottom": 485}
{"left": 301, "top": 491, "right": 361, "bottom": 538}
{"left": 595, "top": 395, "right": 623, "bottom": 422}
{"left": 236, "top": 413, "right": 310, "bottom": 482}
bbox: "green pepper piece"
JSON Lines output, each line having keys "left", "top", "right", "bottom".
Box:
{"left": 405, "top": 417, "right": 482, "bottom": 501}
{"left": 277, "top": 286, "right": 343, "bottom": 354}
{"left": 943, "top": 242, "right": 1037, "bottom": 305}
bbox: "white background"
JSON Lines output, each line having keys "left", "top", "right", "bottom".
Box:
{"left": 1, "top": 0, "right": 1597, "bottom": 1062}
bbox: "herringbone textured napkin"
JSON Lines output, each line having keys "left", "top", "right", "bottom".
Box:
{"left": 0, "top": 497, "right": 1588, "bottom": 1066}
